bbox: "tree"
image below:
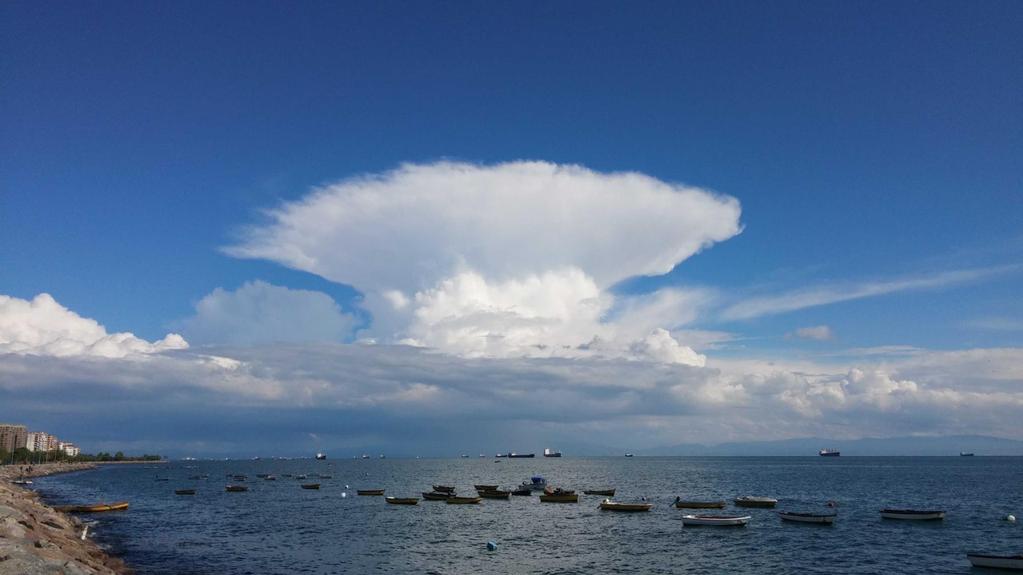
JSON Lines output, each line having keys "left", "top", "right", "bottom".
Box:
{"left": 114, "top": 451, "right": 125, "bottom": 461}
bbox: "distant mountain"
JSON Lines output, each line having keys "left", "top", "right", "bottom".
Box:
{"left": 638, "top": 435, "right": 1023, "bottom": 456}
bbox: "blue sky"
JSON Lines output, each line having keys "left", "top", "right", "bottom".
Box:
{"left": 1, "top": 2, "right": 1021, "bottom": 455}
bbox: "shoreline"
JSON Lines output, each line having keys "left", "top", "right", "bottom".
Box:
{"left": 0, "top": 462, "right": 131, "bottom": 574}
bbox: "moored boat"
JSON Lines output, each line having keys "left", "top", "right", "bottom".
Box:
{"left": 357, "top": 489, "right": 385, "bottom": 496}
{"left": 599, "top": 499, "right": 652, "bottom": 512}
{"left": 478, "top": 489, "right": 511, "bottom": 499}
{"left": 778, "top": 511, "right": 836, "bottom": 524}
{"left": 511, "top": 488, "right": 532, "bottom": 496}
{"left": 315, "top": 452, "right": 327, "bottom": 460}
{"left": 385, "top": 497, "right": 419, "bottom": 505}
{"left": 432, "top": 485, "right": 456, "bottom": 494}
{"left": 473, "top": 484, "right": 498, "bottom": 491}
{"left": 966, "top": 553, "right": 1023, "bottom": 570}
{"left": 583, "top": 489, "right": 615, "bottom": 496}
{"left": 225, "top": 485, "right": 248, "bottom": 492}
{"left": 422, "top": 491, "right": 452, "bottom": 500}
{"left": 674, "top": 497, "right": 727, "bottom": 509}
{"left": 301, "top": 483, "right": 320, "bottom": 490}
{"left": 682, "top": 514, "right": 750, "bottom": 526}
{"left": 446, "top": 496, "right": 482, "bottom": 504}
{"left": 174, "top": 489, "right": 196, "bottom": 495}
{"left": 55, "top": 502, "right": 130, "bottom": 513}
{"left": 521, "top": 476, "right": 547, "bottom": 491}
{"left": 735, "top": 496, "right": 778, "bottom": 508}
{"left": 11, "top": 479, "right": 32, "bottom": 485}
{"left": 540, "top": 489, "right": 578, "bottom": 503}
{"left": 879, "top": 509, "right": 945, "bottom": 520}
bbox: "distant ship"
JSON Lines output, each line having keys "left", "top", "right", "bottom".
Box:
{"left": 361, "top": 454, "right": 369, "bottom": 459}
{"left": 625, "top": 453, "right": 634, "bottom": 457}
{"left": 960, "top": 452, "right": 975, "bottom": 456}
{"left": 508, "top": 452, "right": 535, "bottom": 458}
{"left": 543, "top": 448, "right": 562, "bottom": 458}
{"left": 460, "top": 454, "right": 469, "bottom": 458}
{"left": 819, "top": 448, "right": 840, "bottom": 457}
{"left": 315, "top": 452, "right": 327, "bottom": 460}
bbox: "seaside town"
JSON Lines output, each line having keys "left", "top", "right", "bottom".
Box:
{"left": 0, "top": 422, "right": 80, "bottom": 461}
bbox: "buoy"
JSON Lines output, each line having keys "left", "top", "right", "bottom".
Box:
{"left": 341, "top": 492, "right": 347, "bottom": 498}
{"left": 486, "top": 541, "right": 497, "bottom": 551}
{"left": 345, "top": 484, "right": 350, "bottom": 489}
{"left": 1006, "top": 514, "right": 1016, "bottom": 522}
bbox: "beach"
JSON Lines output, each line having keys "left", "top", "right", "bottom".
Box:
{"left": 0, "top": 462, "right": 130, "bottom": 575}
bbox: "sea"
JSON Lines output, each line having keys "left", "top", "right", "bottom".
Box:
{"left": 32, "top": 456, "right": 1023, "bottom": 574}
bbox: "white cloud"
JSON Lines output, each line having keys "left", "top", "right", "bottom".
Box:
{"left": 721, "top": 265, "right": 1018, "bottom": 321}
{"left": 790, "top": 325, "right": 834, "bottom": 341}
{"left": 176, "top": 280, "right": 356, "bottom": 345}
{"left": 225, "top": 161, "right": 741, "bottom": 364}
{"left": 0, "top": 293, "right": 187, "bottom": 358}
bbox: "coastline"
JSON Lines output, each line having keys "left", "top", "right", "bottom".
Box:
{"left": 0, "top": 462, "right": 131, "bottom": 574}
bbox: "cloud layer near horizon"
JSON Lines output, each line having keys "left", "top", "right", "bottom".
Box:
{"left": 225, "top": 161, "right": 742, "bottom": 365}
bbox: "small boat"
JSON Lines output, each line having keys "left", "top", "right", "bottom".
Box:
{"left": 386, "top": 497, "right": 419, "bottom": 505}
{"left": 735, "top": 496, "right": 778, "bottom": 508}
{"left": 599, "top": 499, "right": 652, "bottom": 512}
{"left": 625, "top": 453, "right": 634, "bottom": 457}
{"left": 301, "top": 483, "right": 320, "bottom": 490}
{"left": 432, "top": 485, "right": 456, "bottom": 494}
{"left": 682, "top": 514, "right": 751, "bottom": 526}
{"left": 511, "top": 488, "right": 532, "bottom": 496}
{"left": 674, "top": 498, "right": 726, "bottom": 509}
{"left": 256, "top": 473, "right": 270, "bottom": 479}
{"left": 778, "top": 511, "right": 836, "bottom": 524}
{"left": 422, "top": 491, "right": 452, "bottom": 500}
{"left": 315, "top": 452, "right": 327, "bottom": 460}
{"left": 225, "top": 485, "right": 248, "bottom": 492}
{"left": 540, "top": 489, "right": 578, "bottom": 503}
{"left": 174, "top": 489, "right": 197, "bottom": 495}
{"left": 966, "top": 553, "right": 1023, "bottom": 570}
{"left": 583, "top": 489, "right": 616, "bottom": 496}
{"left": 11, "top": 479, "right": 32, "bottom": 486}
{"left": 521, "top": 476, "right": 547, "bottom": 491}
{"left": 264, "top": 475, "right": 276, "bottom": 481}
{"left": 55, "top": 502, "right": 130, "bottom": 513}
{"left": 317, "top": 474, "right": 332, "bottom": 479}
{"left": 474, "top": 484, "right": 499, "bottom": 491}
{"left": 478, "top": 489, "right": 511, "bottom": 499}
{"left": 461, "top": 454, "right": 469, "bottom": 458}
{"left": 879, "top": 509, "right": 945, "bottom": 520}
{"left": 232, "top": 475, "right": 247, "bottom": 481}
{"left": 357, "top": 489, "right": 385, "bottom": 496}
{"left": 446, "top": 496, "right": 482, "bottom": 504}
{"left": 295, "top": 474, "right": 308, "bottom": 480}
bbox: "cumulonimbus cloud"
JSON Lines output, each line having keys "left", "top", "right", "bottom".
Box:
{"left": 224, "top": 161, "right": 743, "bottom": 364}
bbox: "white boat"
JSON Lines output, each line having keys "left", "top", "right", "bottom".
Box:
{"left": 966, "top": 554, "right": 1023, "bottom": 570}
{"left": 778, "top": 511, "right": 836, "bottom": 524}
{"left": 12, "top": 479, "right": 32, "bottom": 486}
{"left": 735, "top": 496, "right": 778, "bottom": 508}
{"left": 521, "top": 476, "right": 547, "bottom": 491}
{"left": 879, "top": 509, "right": 945, "bottom": 520}
{"left": 315, "top": 452, "right": 326, "bottom": 460}
{"left": 682, "top": 514, "right": 751, "bottom": 526}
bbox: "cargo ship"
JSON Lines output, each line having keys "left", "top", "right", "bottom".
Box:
{"left": 508, "top": 452, "right": 535, "bottom": 458}
{"left": 543, "top": 448, "right": 562, "bottom": 458}
{"left": 818, "top": 448, "right": 840, "bottom": 457}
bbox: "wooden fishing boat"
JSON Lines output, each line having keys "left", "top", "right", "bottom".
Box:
{"left": 674, "top": 498, "right": 727, "bottom": 509}
{"left": 385, "top": 497, "right": 419, "bottom": 505}
{"left": 55, "top": 502, "right": 130, "bottom": 513}
{"left": 422, "top": 491, "right": 452, "bottom": 500}
{"left": 478, "top": 489, "right": 511, "bottom": 499}
{"left": 225, "top": 485, "right": 248, "bottom": 492}
{"left": 539, "top": 492, "right": 578, "bottom": 503}
{"left": 735, "top": 496, "right": 777, "bottom": 508}
{"left": 966, "top": 553, "right": 1023, "bottom": 570}
{"left": 682, "top": 514, "right": 751, "bottom": 526}
{"left": 174, "top": 489, "right": 196, "bottom": 495}
{"left": 511, "top": 488, "right": 532, "bottom": 496}
{"left": 357, "top": 489, "right": 385, "bottom": 496}
{"left": 778, "top": 511, "right": 836, "bottom": 524}
{"left": 879, "top": 509, "right": 945, "bottom": 520}
{"left": 301, "top": 483, "right": 320, "bottom": 490}
{"left": 473, "top": 484, "right": 499, "bottom": 491}
{"left": 432, "top": 485, "right": 456, "bottom": 493}
{"left": 583, "top": 489, "right": 615, "bottom": 496}
{"left": 446, "top": 496, "right": 482, "bottom": 504}
{"left": 599, "top": 499, "right": 652, "bottom": 512}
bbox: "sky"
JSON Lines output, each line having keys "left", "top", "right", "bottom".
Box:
{"left": 1, "top": 1, "right": 1021, "bottom": 456}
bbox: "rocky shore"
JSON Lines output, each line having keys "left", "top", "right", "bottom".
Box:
{"left": 0, "top": 463, "right": 131, "bottom": 574}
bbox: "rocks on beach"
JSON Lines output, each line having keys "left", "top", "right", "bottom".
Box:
{"left": 1, "top": 462, "right": 130, "bottom": 574}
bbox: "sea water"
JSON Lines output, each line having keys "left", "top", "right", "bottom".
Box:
{"left": 34, "top": 456, "right": 1023, "bottom": 574}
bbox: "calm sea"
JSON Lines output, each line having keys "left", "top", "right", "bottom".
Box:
{"left": 34, "top": 457, "right": 1023, "bottom": 574}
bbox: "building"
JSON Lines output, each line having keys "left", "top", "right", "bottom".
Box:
{"left": 25, "top": 432, "right": 52, "bottom": 452}
{"left": 0, "top": 424, "right": 28, "bottom": 452}
{"left": 59, "top": 443, "right": 80, "bottom": 457}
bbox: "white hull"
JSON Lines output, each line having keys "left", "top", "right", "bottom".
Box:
{"left": 967, "top": 555, "right": 1023, "bottom": 570}
{"left": 880, "top": 511, "right": 945, "bottom": 520}
{"left": 778, "top": 512, "right": 836, "bottom": 524}
{"left": 682, "top": 514, "right": 750, "bottom": 526}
